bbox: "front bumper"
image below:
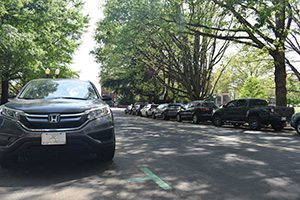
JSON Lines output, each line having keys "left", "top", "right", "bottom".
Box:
{"left": 0, "top": 115, "right": 115, "bottom": 159}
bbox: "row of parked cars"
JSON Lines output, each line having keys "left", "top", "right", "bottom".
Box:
{"left": 125, "top": 101, "right": 219, "bottom": 124}
{"left": 124, "top": 99, "right": 299, "bottom": 133}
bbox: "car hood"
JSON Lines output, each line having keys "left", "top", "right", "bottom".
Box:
{"left": 4, "top": 98, "right": 106, "bottom": 114}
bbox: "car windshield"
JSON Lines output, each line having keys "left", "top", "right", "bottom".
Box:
{"left": 19, "top": 79, "right": 99, "bottom": 100}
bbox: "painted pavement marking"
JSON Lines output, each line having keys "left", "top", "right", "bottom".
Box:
{"left": 126, "top": 168, "right": 173, "bottom": 190}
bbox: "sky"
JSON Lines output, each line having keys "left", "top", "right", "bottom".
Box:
{"left": 70, "top": 1, "right": 104, "bottom": 92}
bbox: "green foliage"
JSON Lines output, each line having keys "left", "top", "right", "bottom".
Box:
{"left": 287, "top": 76, "right": 300, "bottom": 106}
{"left": 213, "top": 46, "right": 274, "bottom": 98}
{"left": 0, "top": 0, "right": 88, "bottom": 104}
{"left": 239, "top": 76, "right": 267, "bottom": 99}
{"left": 93, "top": 0, "right": 230, "bottom": 101}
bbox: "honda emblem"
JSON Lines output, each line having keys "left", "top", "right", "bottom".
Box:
{"left": 48, "top": 114, "right": 60, "bottom": 123}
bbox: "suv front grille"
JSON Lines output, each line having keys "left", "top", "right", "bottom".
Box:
{"left": 18, "top": 112, "right": 89, "bottom": 131}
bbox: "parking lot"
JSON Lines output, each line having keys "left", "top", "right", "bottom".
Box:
{"left": 1, "top": 108, "right": 300, "bottom": 200}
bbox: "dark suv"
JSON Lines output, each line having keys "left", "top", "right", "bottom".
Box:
{"left": 0, "top": 79, "right": 115, "bottom": 167}
{"left": 176, "top": 101, "right": 218, "bottom": 123}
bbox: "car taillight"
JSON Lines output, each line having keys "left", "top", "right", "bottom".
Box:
{"left": 201, "top": 107, "right": 209, "bottom": 111}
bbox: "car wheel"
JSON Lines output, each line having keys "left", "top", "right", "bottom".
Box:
{"left": 192, "top": 114, "right": 199, "bottom": 124}
{"left": 176, "top": 114, "right": 182, "bottom": 122}
{"left": 248, "top": 116, "right": 261, "bottom": 130}
{"left": 271, "top": 122, "right": 284, "bottom": 131}
{"left": 212, "top": 115, "right": 222, "bottom": 127}
{"left": 162, "top": 113, "right": 168, "bottom": 120}
{"left": 296, "top": 120, "right": 300, "bottom": 135}
{"left": 152, "top": 113, "right": 156, "bottom": 119}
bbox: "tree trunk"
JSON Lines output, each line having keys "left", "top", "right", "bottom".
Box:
{"left": 1, "top": 79, "right": 9, "bottom": 105}
{"left": 273, "top": 0, "right": 287, "bottom": 106}
{"left": 273, "top": 51, "right": 287, "bottom": 106}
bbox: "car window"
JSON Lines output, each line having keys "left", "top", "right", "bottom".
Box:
{"left": 226, "top": 100, "right": 236, "bottom": 108}
{"left": 249, "top": 99, "right": 268, "bottom": 107}
{"left": 158, "top": 104, "right": 168, "bottom": 109}
{"left": 236, "top": 100, "right": 247, "bottom": 108}
{"left": 152, "top": 105, "right": 158, "bottom": 108}
{"left": 197, "top": 102, "right": 203, "bottom": 107}
{"left": 203, "top": 102, "right": 216, "bottom": 109}
{"left": 188, "top": 103, "right": 194, "bottom": 108}
{"left": 19, "top": 79, "right": 98, "bottom": 100}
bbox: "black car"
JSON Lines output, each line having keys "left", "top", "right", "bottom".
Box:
{"left": 0, "top": 79, "right": 115, "bottom": 167}
{"left": 212, "top": 98, "right": 294, "bottom": 130}
{"left": 291, "top": 112, "right": 300, "bottom": 134}
{"left": 176, "top": 101, "right": 218, "bottom": 123}
{"left": 152, "top": 103, "right": 185, "bottom": 120}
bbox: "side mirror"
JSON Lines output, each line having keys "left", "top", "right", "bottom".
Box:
{"left": 8, "top": 94, "right": 17, "bottom": 99}
{"left": 102, "top": 95, "right": 112, "bottom": 101}
{"left": 7, "top": 94, "right": 17, "bottom": 102}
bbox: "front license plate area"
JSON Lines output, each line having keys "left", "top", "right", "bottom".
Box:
{"left": 41, "top": 132, "right": 66, "bottom": 145}
{"left": 281, "top": 117, "right": 286, "bottom": 121}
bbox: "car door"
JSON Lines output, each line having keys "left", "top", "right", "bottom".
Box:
{"left": 222, "top": 100, "right": 237, "bottom": 120}
{"left": 235, "top": 99, "right": 247, "bottom": 121}
{"left": 169, "top": 104, "right": 184, "bottom": 118}
{"left": 179, "top": 103, "right": 191, "bottom": 119}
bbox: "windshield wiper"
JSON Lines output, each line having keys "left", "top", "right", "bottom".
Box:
{"left": 59, "top": 97, "right": 88, "bottom": 100}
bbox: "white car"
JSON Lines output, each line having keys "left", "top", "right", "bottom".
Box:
{"left": 140, "top": 104, "right": 159, "bottom": 117}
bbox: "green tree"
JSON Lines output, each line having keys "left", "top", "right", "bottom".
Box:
{"left": 287, "top": 76, "right": 300, "bottom": 106}
{"left": 239, "top": 77, "right": 267, "bottom": 99}
{"left": 182, "top": 0, "right": 300, "bottom": 106}
{"left": 213, "top": 46, "right": 274, "bottom": 98}
{"left": 0, "top": 0, "right": 88, "bottom": 104}
{"left": 92, "top": 0, "right": 230, "bottom": 101}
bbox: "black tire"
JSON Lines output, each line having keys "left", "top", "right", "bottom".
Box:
{"left": 192, "top": 114, "right": 199, "bottom": 124}
{"left": 212, "top": 115, "right": 222, "bottom": 127}
{"left": 248, "top": 116, "right": 261, "bottom": 130}
{"left": 162, "top": 113, "right": 168, "bottom": 120}
{"left": 176, "top": 114, "right": 182, "bottom": 122}
{"left": 295, "top": 120, "right": 300, "bottom": 135}
{"left": 152, "top": 113, "right": 156, "bottom": 119}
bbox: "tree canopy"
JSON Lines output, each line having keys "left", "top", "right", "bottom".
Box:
{"left": 92, "top": 0, "right": 231, "bottom": 102}
{"left": 184, "top": 0, "right": 300, "bottom": 106}
{"left": 93, "top": 0, "right": 300, "bottom": 105}
{"left": 0, "top": 0, "right": 89, "bottom": 104}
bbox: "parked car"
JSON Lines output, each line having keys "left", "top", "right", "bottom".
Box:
{"left": 176, "top": 101, "right": 218, "bottom": 123}
{"left": 0, "top": 79, "right": 115, "bottom": 167}
{"left": 132, "top": 102, "right": 147, "bottom": 116}
{"left": 212, "top": 98, "right": 294, "bottom": 131}
{"left": 152, "top": 103, "right": 185, "bottom": 120}
{"left": 124, "top": 104, "right": 133, "bottom": 114}
{"left": 291, "top": 112, "right": 300, "bottom": 134}
{"left": 140, "top": 104, "right": 159, "bottom": 117}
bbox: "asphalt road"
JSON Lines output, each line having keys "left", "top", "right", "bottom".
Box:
{"left": 0, "top": 108, "right": 300, "bottom": 200}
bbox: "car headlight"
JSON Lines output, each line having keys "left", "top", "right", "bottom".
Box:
{"left": 87, "top": 106, "right": 110, "bottom": 120}
{"left": 0, "top": 106, "right": 23, "bottom": 121}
